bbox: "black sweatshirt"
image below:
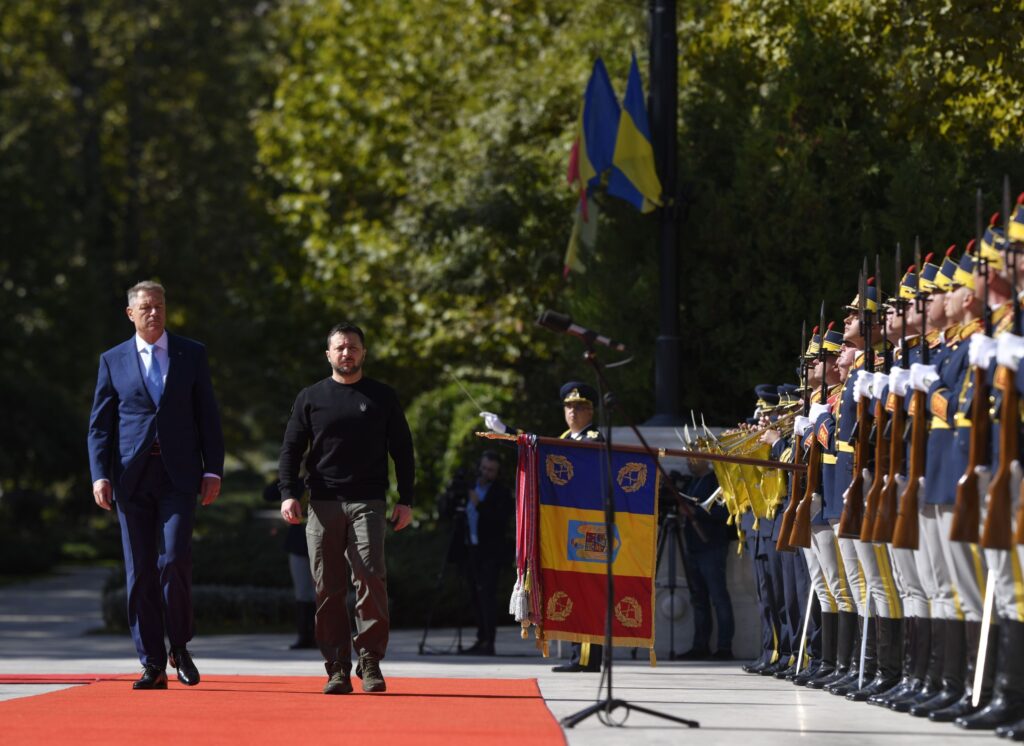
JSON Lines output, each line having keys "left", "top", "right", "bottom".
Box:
{"left": 278, "top": 376, "right": 415, "bottom": 505}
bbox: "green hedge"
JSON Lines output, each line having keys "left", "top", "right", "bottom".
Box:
{"left": 100, "top": 517, "right": 516, "bottom": 633}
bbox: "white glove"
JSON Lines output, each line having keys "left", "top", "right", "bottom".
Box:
{"left": 972, "top": 465, "right": 993, "bottom": 503}
{"left": 810, "top": 493, "right": 822, "bottom": 518}
{"left": 890, "top": 367, "right": 911, "bottom": 397}
{"left": 808, "top": 402, "right": 830, "bottom": 422}
{"left": 968, "top": 334, "right": 997, "bottom": 368}
{"left": 869, "top": 372, "right": 887, "bottom": 400}
{"left": 794, "top": 415, "right": 812, "bottom": 438}
{"left": 894, "top": 474, "right": 908, "bottom": 494}
{"left": 1012, "top": 460, "right": 1023, "bottom": 511}
{"left": 862, "top": 467, "right": 874, "bottom": 496}
{"left": 997, "top": 333, "right": 1024, "bottom": 372}
{"left": 480, "top": 411, "right": 507, "bottom": 434}
{"left": 909, "top": 362, "right": 939, "bottom": 393}
{"left": 853, "top": 370, "right": 874, "bottom": 402}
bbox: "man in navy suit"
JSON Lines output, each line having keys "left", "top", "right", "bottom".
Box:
{"left": 88, "top": 280, "right": 224, "bottom": 690}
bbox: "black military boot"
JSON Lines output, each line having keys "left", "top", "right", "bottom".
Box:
{"left": 956, "top": 620, "right": 1024, "bottom": 730}
{"left": 930, "top": 619, "right": 996, "bottom": 722}
{"left": 870, "top": 616, "right": 924, "bottom": 706}
{"left": 996, "top": 718, "right": 1024, "bottom": 741}
{"left": 809, "top": 610, "right": 854, "bottom": 689}
{"left": 891, "top": 617, "right": 946, "bottom": 712}
{"left": 849, "top": 616, "right": 904, "bottom": 701}
{"left": 792, "top": 657, "right": 823, "bottom": 686}
{"left": 909, "top": 618, "right": 966, "bottom": 716}
{"left": 796, "top": 612, "right": 836, "bottom": 686}
{"left": 830, "top": 614, "right": 877, "bottom": 696}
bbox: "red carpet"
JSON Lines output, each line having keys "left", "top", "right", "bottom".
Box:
{"left": 0, "top": 674, "right": 566, "bottom": 745}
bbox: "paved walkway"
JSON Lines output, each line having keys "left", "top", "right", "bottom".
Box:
{"left": 0, "top": 567, "right": 999, "bottom": 744}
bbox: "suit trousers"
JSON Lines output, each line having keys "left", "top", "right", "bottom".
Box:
{"left": 307, "top": 499, "right": 389, "bottom": 667}
{"left": 685, "top": 543, "right": 735, "bottom": 652}
{"left": 466, "top": 544, "right": 501, "bottom": 646}
{"left": 115, "top": 455, "right": 197, "bottom": 668}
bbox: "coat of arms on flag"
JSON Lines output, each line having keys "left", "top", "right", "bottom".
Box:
{"left": 509, "top": 435, "right": 658, "bottom": 662}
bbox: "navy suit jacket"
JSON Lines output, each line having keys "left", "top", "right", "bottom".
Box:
{"left": 87, "top": 332, "right": 224, "bottom": 501}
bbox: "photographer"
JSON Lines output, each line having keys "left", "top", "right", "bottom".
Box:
{"left": 457, "top": 451, "right": 513, "bottom": 655}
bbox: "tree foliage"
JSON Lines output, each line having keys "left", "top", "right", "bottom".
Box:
{"left": 6, "top": 0, "right": 1024, "bottom": 525}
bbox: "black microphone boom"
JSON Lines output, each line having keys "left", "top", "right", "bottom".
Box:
{"left": 536, "top": 310, "right": 628, "bottom": 352}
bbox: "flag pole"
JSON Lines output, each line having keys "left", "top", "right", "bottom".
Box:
{"left": 645, "top": 0, "right": 682, "bottom": 426}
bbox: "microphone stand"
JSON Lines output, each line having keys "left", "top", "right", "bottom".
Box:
{"left": 559, "top": 343, "right": 699, "bottom": 729}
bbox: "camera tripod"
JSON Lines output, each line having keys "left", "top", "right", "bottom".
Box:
{"left": 418, "top": 508, "right": 469, "bottom": 655}
{"left": 654, "top": 508, "right": 692, "bottom": 660}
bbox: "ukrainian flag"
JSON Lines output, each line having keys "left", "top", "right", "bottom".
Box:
{"left": 537, "top": 442, "right": 657, "bottom": 649}
{"left": 567, "top": 58, "right": 620, "bottom": 200}
{"left": 608, "top": 54, "right": 662, "bottom": 213}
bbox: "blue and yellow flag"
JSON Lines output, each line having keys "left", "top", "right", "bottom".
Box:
{"left": 536, "top": 441, "right": 657, "bottom": 650}
{"left": 608, "top": 54, "right": 662, "bottom": 213}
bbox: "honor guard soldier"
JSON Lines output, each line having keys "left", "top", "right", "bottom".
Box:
{"left": 795, "top": 325, "right": 860, "bottom": 690}
{"left": 953, "top": 201, "right": 1024, "bottom": 732}
{"left": 838, "top": 278, "right": 905, "bottom": 702}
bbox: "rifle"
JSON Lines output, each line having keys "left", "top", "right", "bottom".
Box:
{"left": 838, "top": 265, "right": 872, "bottom": 538}
{"left": 776, "top": 321, "right": 809, "bottom": 552}
{"left": 892, "top": 238, "right": 927, "bottom": 550}
{"left": 952, "top": 190, "right": 993, "bottom": 544}
{"left": 869, "top": 250, "right": 901, "bottom": 543}
{"left": 983, "top": 179, "right": 1018, "bottom": 551}
{"left": 788, "top": 305, "right": 828, "bottom": 549}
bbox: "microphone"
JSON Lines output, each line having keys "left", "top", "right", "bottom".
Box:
{"left": 536, "top": 310, "right": 628, "bottom": 352}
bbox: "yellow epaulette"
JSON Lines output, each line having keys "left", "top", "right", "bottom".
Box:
{"left": 994, "top": 301, "right": 1016, "bottom": 335}
{"left": 958, "top": 318, "right": 984, "bottom": 341}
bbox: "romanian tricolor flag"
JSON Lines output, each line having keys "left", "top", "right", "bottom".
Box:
{"left": 536, "top": 441, "right": 658, "bottom": 654}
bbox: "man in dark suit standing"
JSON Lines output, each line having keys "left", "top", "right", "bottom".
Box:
{"left": 88, "top": 280, "right": 224, "bottom": 690}
{"left": 460, "top": 450, "right": 513, "bottom": 655}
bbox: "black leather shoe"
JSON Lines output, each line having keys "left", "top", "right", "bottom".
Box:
{"left": 460, "top": 641, "right": 496, "bottom": 656}
{"left": 673, "top": 648, "right": 711, "bottom": 661}
{"left": 133, "top": 665, "right": 168, "bottom": 690}
{"left": 169, "top": 647, "right": 200, "bottom": 686}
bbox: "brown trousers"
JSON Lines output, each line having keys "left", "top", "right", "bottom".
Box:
{"left": 306, "top": 499, "right": 389, "bottom": 667}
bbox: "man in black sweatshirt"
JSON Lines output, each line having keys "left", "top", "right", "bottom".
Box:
{"left": 278, "top": 322, "right": 415, "bottom": 695}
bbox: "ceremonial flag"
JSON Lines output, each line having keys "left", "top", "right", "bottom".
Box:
{"left": 562, "top": 198, "right": 598, "bottom": 279}
{"left": 608, "top": 54, "right": 662, "bottom": 212}
{"left": 536, "top": 441, "right": 658, "bottom": 653}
